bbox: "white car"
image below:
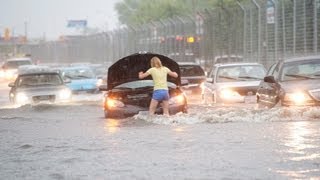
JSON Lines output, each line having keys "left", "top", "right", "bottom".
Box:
{"left": 1, "top": 57, "right": 33, "bottom": 81}
{"left": 205, "top": 63, "right": 266, "bottom": 103}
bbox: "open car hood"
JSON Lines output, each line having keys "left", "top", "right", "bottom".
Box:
{"left": 107, "top": 53, "right": 181, "bottom": 90}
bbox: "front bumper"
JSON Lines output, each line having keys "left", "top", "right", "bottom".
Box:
{"left": 105, "top": 104, "right": 187, "bottom": 118}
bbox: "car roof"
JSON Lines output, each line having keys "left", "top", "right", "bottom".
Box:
{"left": 178, "top": 62, "right": 201, "bottom": 66}
{"left": 283, "top": 55, "right": 320, "bottom": 63}
{"left": 18, "top": 65, "right": 59, "bottom": 75}
{"left": 6, "top": 57, "right": 32, "bottom": 62}
{"left": 214, "top": 62, "right": 264, "bottom": 67}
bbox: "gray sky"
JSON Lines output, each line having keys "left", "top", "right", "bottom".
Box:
{"left": 0, "top": 0, "right": 120, "bottom": 40}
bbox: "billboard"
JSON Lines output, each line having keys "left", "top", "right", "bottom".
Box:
{"left": 67, "top": 20, "right": 87, "bottom": 28}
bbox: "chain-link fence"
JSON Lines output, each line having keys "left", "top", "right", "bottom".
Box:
{"left": 18, "top": 0, "right": 320, "bottom": 70}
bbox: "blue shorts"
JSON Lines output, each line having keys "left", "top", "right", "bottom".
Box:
{"left": 152, "top": 89, "right": 169, "bottom": 101}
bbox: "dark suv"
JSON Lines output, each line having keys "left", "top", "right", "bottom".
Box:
{"left": 178, "top": 62, "right": 206, "bottom": 96}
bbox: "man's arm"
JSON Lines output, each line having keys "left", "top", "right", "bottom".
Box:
{"left": 139, "top": 71, "right": 150, "bottom": 79}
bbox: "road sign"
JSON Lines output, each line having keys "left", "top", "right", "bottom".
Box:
{"left": 67, "top": 20, "right": 87, "bottom": 28}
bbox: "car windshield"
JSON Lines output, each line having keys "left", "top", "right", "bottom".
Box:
{"left": 180, "top": 65, "right": 205, "bottom": 77}
{"left": 6, "top": 60, "right": 32, "bottom": 69}
{"left": 281, "top": 59, "right": 320, "bottom": 81}
{"left": 114, "top": 80, "right": 176, "bottom": 89}
{"left": 216, "top": 65, "right": 266, "bottom": 82}
{"left": 17, "top": 74, "right": 63, "bottom": 87}
{"left": 62, "top": 68, "right": 95, "bottom": 79}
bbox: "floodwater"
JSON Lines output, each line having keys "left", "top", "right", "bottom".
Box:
{"left": 0, "top": 82, "right": 320, "bottom": 179}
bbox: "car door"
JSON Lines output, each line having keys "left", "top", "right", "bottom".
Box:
{"left": 263, "top": 63, "right": 281, "bottom": 106}
{"left": 258, "top": 63, "right": 278, "bottom": 105}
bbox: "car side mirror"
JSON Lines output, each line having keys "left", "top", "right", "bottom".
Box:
{"left": 181, "top": 79, "right": 189, "bottom": 86}
{"left": 99, "top": 84, "right": 108, "bottom": 91}
{"left": 264, "top": 76, "right": 276, "bottom": 83}
{"left": 207, "top": 78, "right": 213, "bottom": 83}
{"left": 8, "top": 82, "right": 15, "bottom": 87}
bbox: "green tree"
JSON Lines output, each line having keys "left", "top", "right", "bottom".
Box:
{"left": 115, "top": 0, "right": 244, "bottom": 26}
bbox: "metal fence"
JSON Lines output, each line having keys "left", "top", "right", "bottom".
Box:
{"left": 18, "top": 0, "right": 320, "bottom": 70}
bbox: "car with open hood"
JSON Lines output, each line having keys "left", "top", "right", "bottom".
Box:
{"left": 205, "top": 63, "right": 266, "bottom": 103}
{"left": 99, "top": 52, "right": 188, "bottom": 118}
{"left": 257, "top": 56, "right": 320, "bottom": 107}
{"left": 8, "top": 66, "right": 72, "bottom": 105}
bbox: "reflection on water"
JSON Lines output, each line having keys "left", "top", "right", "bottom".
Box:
{"left": 285, "top": 122, "right": 319, "bottom": 161}
{"left": 276, "top": 121, "right": 320, "bottom": 179}
{"left": 104, "top": 119, "right": 120, "bottom": 133}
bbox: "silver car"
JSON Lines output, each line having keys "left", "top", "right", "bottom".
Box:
{"left": 8, "top": 66, "right": 72, "bottom": 105}
{"left": 205, "top": 63, "right": 266, "bottom": 103}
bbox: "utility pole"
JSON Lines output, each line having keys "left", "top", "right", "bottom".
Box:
{"left": 24, "top": 21, "right": 28, "bottom": 42}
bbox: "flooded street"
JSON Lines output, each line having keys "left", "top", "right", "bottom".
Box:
{"left": 0, "top": 83, "right": 320, "bottom": 179}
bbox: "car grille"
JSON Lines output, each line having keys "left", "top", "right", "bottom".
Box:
{"left": 309, "top": 89, "right": 320, "bottom": 101}
{"left": 33, "top": 95, "right": 55, "bottom": 102}
{"left": 233, "top": 86, "right": 258, "bottom": 96}
{"left": 126, "top": 94, "right": 151, "bottom": 108}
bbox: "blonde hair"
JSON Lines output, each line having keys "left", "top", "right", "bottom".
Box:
{"left": 150, "top": 56, "right": 162, "bottom": 68}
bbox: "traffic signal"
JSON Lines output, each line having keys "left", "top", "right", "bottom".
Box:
{"left": 187, "top": 36, "right": 195, "bottom": 43}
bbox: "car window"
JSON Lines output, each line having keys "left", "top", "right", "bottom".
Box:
{"left": 216, "top": 65, "right": 266, "bottom": 82}
{"left": 5, "top": 60, "right": 32, "bottom": 69}
{"left": 115, "top": 80, "right": 176, "bottom": 89}
{"left": 62, "top": 68, "right": 95, "bottom": 79}
{"left": 280, "top": 59, "right": 320, "bottom": 81}
{"left": 17, "top": 74, "right": 63, "bottom": 87}
{"left": 272, "top": 63, "right": 280, "bottom": 79}
{"left": 179, "top": 65, "right": 205, "bottom": 77}
{"left": 267, "top": 63, "right": 277, "bottom": 76}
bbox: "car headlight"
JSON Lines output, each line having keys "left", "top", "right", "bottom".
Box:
{"left": 219, "top": 89, "right": 240, "bottom": 99}
{"left": 284, "top": 92, "right": 312, "bottom": 104}
{"left": 59, "top": 89, "right": 72, "bottom": 99}
{"left": 106, "top": 98, "right": 124, "bottom": 108}
{"left": 16, "top": 92, "right": 29, "bottom": 104}
{"left": 200, "top": 82, "right": 205, "bottom": 91}
{"left": 169, "top": 94, "right": 186, "bottom": 105}
{"left": 0, "top": 70, "right": 4, "bottom": 78}
{"left": 5, "top": 70, "right": 17, "bottom": 80}
{"left": 96, "top": 79, "right": 103, "bottom": 87}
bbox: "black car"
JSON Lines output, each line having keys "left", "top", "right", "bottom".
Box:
{"left": 257, "top": 56, "right": 320, "bottom": 108}
{"left": 178, "top": 62, "right": 206, "bottom": 96}
{"left": 99, "top": 52, "right": 188, "bottom": 118}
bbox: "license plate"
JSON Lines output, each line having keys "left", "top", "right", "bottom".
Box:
{"left": 37, "top": 95, "right": 50, "bottom": 100}
{"left": 244, "top": 96, "right": 256, "bottom": 103}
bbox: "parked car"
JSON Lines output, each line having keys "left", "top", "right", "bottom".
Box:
{"left": 257, "top": 56, "right": 320, "bottom": 107}
{"left": 60, "top": 66, "right": 99, "bottom": 93}
{"left": 206, "top": 63, "right": 266, "bottom": 103}
{"left": 178, "top": 62, "right": 206, "bottom": 97}
{"left": 8, "top": 66, "right": 72, "bottom": 105}
{"left": 99, "top": 52, "right": 188, "bottom": 118}
{"left": 1, "top": 57, "right": 33, "bottom": 81}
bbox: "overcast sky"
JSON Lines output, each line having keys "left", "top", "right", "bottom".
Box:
{"left": 0, "top": 0, "right": 120, "bottom": 40}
